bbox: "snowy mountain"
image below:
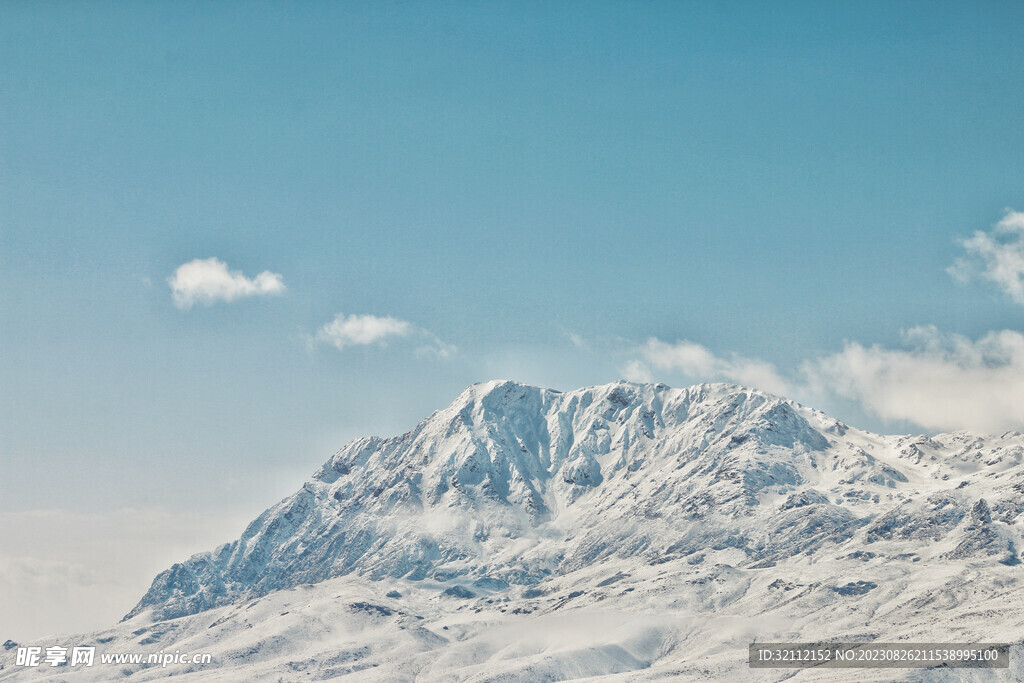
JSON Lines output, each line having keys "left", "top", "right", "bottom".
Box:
{"left": 4, "top": 380, "right": 1024, "bottom": 681}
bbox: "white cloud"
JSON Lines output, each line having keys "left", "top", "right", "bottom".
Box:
{"left": 414, "top": 332, "right": 458, "bottom": 360}
{"left": 627, "top": 338, "right": 791, "bottom": 396}
{"left": 949, "top": 210, "right": 1024, "bottom": 305}
{"left": 312, "top": 313, "right": 456, "bottom": 358}
{"left": 622, "top": 327, "right": 1024, "bottom": 434}
{"left": 620, "top": 359, "right": 653, "bottom": 383}
{"left": 566, "top": 332, "right": 588, "bottom": 349}
{"left": 315, "top": 313, "right": 413, "bottom": 350}
{"left": 805, "top": 325, "right": 1024, "bottom": 434}
{"left": 168, "top": 257, "right": 285, "bottom": 309}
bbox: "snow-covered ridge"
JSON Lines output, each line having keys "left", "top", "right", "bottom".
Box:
{"left": 6, "top": 380, "right": 1024, "bottom": 681}
{"left": 124, "top": 380, "right": 1024, "bottom": 624}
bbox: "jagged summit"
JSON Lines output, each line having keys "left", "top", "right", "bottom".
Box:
{"left": 7, "top": 380, "right": 1024, "bottom": 681}
{"left": 125, "top": 380, "right": 1024, "bottom": 628}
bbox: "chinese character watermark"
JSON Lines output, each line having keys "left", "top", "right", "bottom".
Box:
{"left": 16, "top": 645, "right": 95, "bottom": 667}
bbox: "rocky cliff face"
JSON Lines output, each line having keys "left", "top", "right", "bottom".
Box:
{"left": 126, "top": 380, "right": 1024, "bottom": 624}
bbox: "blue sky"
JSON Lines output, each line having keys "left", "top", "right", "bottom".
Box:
{"left": 3, "top": 1, "right": 1024, "bottom": 638}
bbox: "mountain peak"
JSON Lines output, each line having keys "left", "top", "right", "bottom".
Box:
{"left": 125, "top": 380, "right": 1023, "bottom": 627}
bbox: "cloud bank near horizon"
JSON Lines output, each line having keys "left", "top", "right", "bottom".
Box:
{"left": 620, "top": 325, "right": 1024, "bottom": 435}
{"left": 623, "top": 338, "right": 791, "bottom": 397}
{"left": 0, "top": 508, "right": 249, "bottom": 641}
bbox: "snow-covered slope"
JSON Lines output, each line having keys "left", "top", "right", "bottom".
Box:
{"left": 4, "top": 381, "right": 1024, "bottom": 681}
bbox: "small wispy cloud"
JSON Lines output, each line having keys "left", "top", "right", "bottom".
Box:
{"left": 414, "top": 332, "right": 458, "bottom": 360}
{"left": 566, "top": 331, "right": 588, "bottom": 349}
{"left": 168, "top": 257, "right": 285, "bottom": 309}
{"left": 620, "top": 359, "right": 653, "bottom": 383}
{"left": 313, "top": 312, "right": 455, "bottom": 358}
{"left": 949, "top": 209, "right": 1024, "bottom": 305}
{"left": 315, "top": 313, "right": 412, "bottom": 350}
